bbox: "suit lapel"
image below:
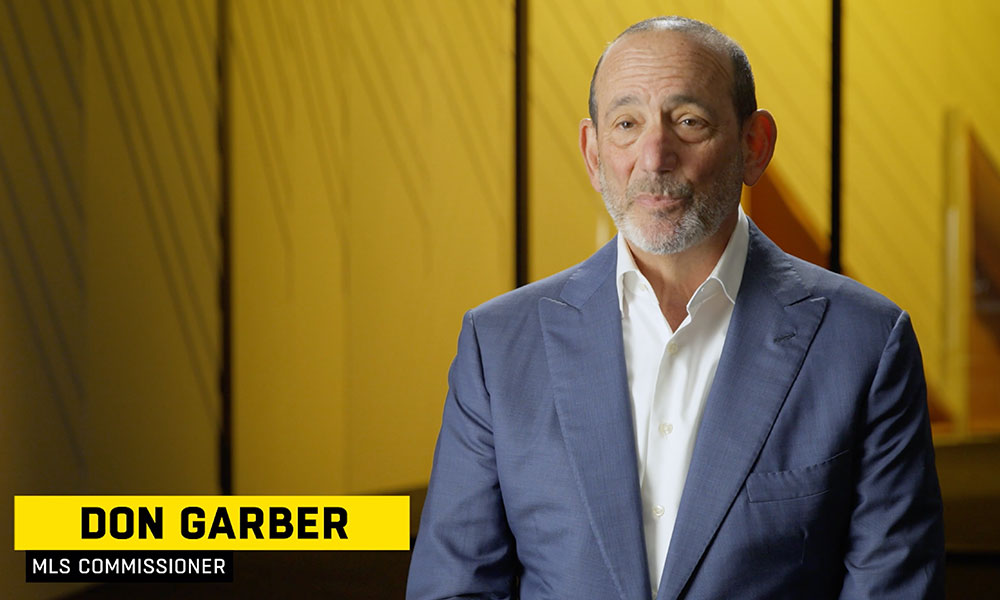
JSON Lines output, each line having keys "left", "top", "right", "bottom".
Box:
{"left": 539, "top": 239, "right": 651, "bottom": 600}
{"left": 657, "top": 225, "right": 828, "bottom": 600}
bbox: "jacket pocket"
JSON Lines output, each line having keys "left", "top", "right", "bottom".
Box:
{"left": 746, "top": 449, "right": 851, "bottom": 503}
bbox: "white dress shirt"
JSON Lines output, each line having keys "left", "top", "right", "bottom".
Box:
{"left": 615, "top": 208, "right": 749, "bottom": 594}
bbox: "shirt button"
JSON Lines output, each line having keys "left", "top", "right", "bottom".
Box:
{"left": 667, "top": 341, "right": 678, "bottom": 355}
{"left": 658, "top": 422, "right": 673, "bottom": 436}
{"left": 652, "top": 505, "right": 665, "bottom": 518}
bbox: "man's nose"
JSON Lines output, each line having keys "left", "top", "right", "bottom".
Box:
{"left": 638, "top": 122, "right": 679, "bottom": 172}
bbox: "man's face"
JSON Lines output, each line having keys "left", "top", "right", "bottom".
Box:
{"left": 588, "top": 30, "right": 746, "bottom": 255}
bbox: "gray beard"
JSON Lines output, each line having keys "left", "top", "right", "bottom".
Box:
{"left": 599, "top": 158, "right": 743, "bottom": 255}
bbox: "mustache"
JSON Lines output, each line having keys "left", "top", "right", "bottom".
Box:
{"left": 628, "top": 175, "right": 693, "bottom": 200}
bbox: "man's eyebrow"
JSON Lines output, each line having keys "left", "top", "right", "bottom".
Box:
{"left": 604, "top": 94, "right": 718, "bottom": 121}
{"left": 604, "top": 94, "right": 639, "bottom": 121}
{"left": 670, "top": 94, "right": 710, "bottom": 110}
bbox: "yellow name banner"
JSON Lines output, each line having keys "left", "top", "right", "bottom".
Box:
{"left": 15, "top": 496, "right": 409, "bottom": 551}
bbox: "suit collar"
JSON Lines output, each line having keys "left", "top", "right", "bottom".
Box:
{"left": 560, "top": 217, "right": 795, "bottom": 312}
{"left": 557, "top": 236, "right": 619, "bottom": 310}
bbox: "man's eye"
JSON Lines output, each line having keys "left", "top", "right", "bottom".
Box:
{"left": 679, "top": 117, "right": 706, "bottom": 128}
{"left": 616, "top": 120, "right": 635, "bottom": 130}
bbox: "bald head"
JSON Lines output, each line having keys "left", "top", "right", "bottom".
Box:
{"left": 588, "top": 16, "right": 756, "bottom": 128}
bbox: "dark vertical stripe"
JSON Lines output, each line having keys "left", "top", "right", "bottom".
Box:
{"left": 256, "top": 0, "right": 294, "bottom": 127}
{"left": 5, "top": 0, "right": 82, "bottom": 217}
{"left": 230, "top": 27, "right": 295, "bottom": 277}
{"left": 830, "top": 0, "right": 843, "bottom": 274}
{"left": 230, "top": 5, "right": 296, "bottom": 270}
{"left": 131, "top": 1, "right": 216, "bottom": 265}
{"left": 0, "top": 8, "right": 84, "bottom": 290}
{"left": 0, "top": 140, "right": 85, "bottom": 400}
{"left": 148, "top": 0, "right": 217, "bottom": 204}
{"left": 231, "top": 5, "right": 295, "bottom": 214}
{"left": 100, "top": 0, "right": 215, "bottom": 363}
{"left": 0, "top": 34, "right": 85, "bottom": 400}
{"left": 515, "top": 0, "right": 528, "bottom": 287}
{"left": 41, "top": 0, "right": 82, "bottom": 109}
{"left": 84, "top": 0, "right": 214, "bottom": 415}
{"left": 62, "top": 0, "right": 79, "bottom": 41}
{"left": 176, "top": 0, "right": 215, "bottom": 115}
{"left": 0, "top": 148, "right": 85, "bottom": 467}
{"left": 218, "top": 0, "right": 232, "bottom": 496}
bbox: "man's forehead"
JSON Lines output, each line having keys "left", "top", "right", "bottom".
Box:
{"left": 601, "top": 29, "right": 727, "bottom": 79}
{"left": 596, "top": 29, "right": 731, "bottom": 103}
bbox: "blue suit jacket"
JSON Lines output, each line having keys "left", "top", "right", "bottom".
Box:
{"left": 408, "top": 223, "right": 944, "bottom": 599}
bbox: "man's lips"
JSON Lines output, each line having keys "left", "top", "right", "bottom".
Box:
{"left": 633, "top": 193, "right": 687, "bottom": 208}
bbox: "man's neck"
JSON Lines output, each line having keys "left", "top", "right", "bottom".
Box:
{"left": 625, "top": 210, "right": 738, "bottom": 330}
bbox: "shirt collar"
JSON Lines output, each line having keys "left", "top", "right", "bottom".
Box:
{"left": 615, "top": 205, "right": 749, "bottom": 314}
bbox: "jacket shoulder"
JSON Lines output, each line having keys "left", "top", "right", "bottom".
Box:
{"left": 472, "top": 264, "right": 575, "bottom": 317}
{"left": 793, "top": 256, "right": 901, "bottom": 316}
{"left": 469, "top": 238, "right": 617, "bottom": 326}
{"left": 746, "top": 223, "right": 907, "bottom": 341}
{"left": 786, "top": 254, "right": 910, "bottom": 348}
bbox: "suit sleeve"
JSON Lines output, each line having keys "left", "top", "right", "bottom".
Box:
{"left": 839, "top": 311, "right": 945, "bottom": 599}
{"left": 406, "top": 311, "right": 519, "bottom": 600}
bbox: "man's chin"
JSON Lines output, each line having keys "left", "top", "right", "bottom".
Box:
{"left": 622, "top": 226, "right": 688, "bottom": 256}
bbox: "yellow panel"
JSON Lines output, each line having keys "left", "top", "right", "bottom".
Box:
{"left": 1, "top": 0, "right": 85, "bottom": 595}
{"left": 0, "top": 5, "right": 86, "bottom": 579}
{"left": 231, "top": 0, "right": 350, "bottom": 493}
{"left": 2, "top": 0, "right": 219, "bottom": 596}
{"left": 82, "top": 0, "right": 220, "bottom": 493}
{"left": 843, "top": 0, "right": 949, "bottom": 405}
{"left": 526, "top": 0, "right": 616, "bottom": 280}
{"left": 341, "top": 0, "right": 515, "bottom": 492}
{"left": 232, "top": 0, "right": 514, "bottom": 494}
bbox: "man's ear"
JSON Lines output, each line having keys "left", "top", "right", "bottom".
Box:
{"left": 742, "top": 109, "right": 777, "bottom": 186}
{"left": 579, "top": 118, "right": 602, "bottom": 193}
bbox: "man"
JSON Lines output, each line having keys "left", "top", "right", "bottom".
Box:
{"left": 408, "top": 16, "right": 944, "bottom": 600}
